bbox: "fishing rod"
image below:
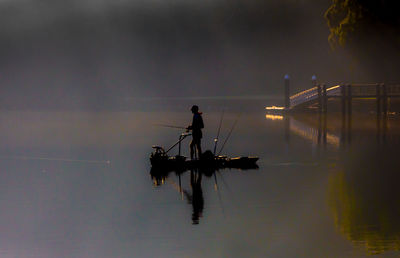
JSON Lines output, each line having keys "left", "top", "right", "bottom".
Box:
{"left": 213, "top": 110, "right": 225, "bottom": 155}
{"left": 153, "top": 124, "right": 187, "bottom": 130}
{"left": 211, "top": 110, "right": 226, "bottom": 215}
{"left": 218, "top": 113, "right": 241, "bottom": 156}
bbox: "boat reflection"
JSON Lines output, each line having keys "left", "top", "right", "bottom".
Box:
{"left": 151, "top": 165, "right": 257, "bottom": 225}
{"left": 150, "top": 167, "right": 207, "bottom": 225}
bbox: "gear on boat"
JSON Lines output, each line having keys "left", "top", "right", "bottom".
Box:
{"left": 150, "top": 133, "right": 259, "bottom": 173}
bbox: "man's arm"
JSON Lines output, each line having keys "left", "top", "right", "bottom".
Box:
{"left": 199, "top": 116, "right": 204, "bottom": 129}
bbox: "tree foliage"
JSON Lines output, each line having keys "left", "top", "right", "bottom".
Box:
{"left": 325, "top": 0, "right": 400, "bottom": 48}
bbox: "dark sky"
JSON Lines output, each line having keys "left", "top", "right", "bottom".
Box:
{"left": 0, "top": 0, "right": 397, "bottom": 109}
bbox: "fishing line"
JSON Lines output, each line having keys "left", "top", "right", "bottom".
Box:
{"left": 218, "top": 113, "right": 241, "bottom": 156}
{"left": 216, "top": 171, "right": 232, "bottom": 195}
{"left": 0, "top": 155, "right": 110, "bottom": 164}
{"left": 166, "top": 177, "right": 186, "bottom": 201}
{"left": 213, "top": 110, "right": 225, "bottom": 155}
{"left": 216, "top": 170, "right": 241, "bottom": 215}
{"left": 213, "top": 171, "right": 226, "bottom": 218}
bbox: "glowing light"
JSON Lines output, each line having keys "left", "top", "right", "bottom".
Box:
{"left": 265, "top": 106, "right": 285, "bottom": 110}
{"left": 327, "top": 85, "right": 340, "bottom": 91}
{"left": 290, "top": 86, "right": 318, "bottom": 99}
{"left": 265, "top": 114, "right": 284, "bottom": 121}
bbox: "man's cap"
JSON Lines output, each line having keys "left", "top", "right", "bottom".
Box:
{"left": 191, "top": 105, "right": 199, "bottom": 112}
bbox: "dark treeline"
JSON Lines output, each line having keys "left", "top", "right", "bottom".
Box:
{"left": 325, "top": 0, "right": 400, "bottom": 47}
{"left": 324, "top": 0, "right": 400, "bottom": 84}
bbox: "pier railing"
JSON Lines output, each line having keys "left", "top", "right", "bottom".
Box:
{"left": 290, "top": 85, "right": 341, "bottom": 108}
{"left": 289, "top": 83, "right": 400, "bottom": 110}
{"left": 289, "top": 86, "right": 318, "bottom": 107}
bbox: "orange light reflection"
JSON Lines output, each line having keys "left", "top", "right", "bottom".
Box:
{"left": 265, "top": 114, "right": 284, "bottom": 121}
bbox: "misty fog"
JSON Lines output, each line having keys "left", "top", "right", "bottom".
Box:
{"left": 0, "top": 0, "right": 398, "bottom": 109}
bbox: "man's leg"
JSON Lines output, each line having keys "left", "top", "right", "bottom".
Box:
{"left": 196, "top": 140, "right": 202, "bottom": 158}
{"left": 190, "top": 140, "right": 195, "bottom": 160}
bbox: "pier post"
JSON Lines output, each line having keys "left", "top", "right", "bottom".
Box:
{"left": 284, "top": 115, "right": 290, "bottom": 144}
{"left": 347, "top": 84, "right": 352, "bottom": 116}
{"left": 377, "top": 109, "right": 383, "bottom": 144}
{"left": 346, "top": 84, "right": 352, "bottom": 144}
{"left": 340, "top": 84, "right": 347, "bottom": 148}
{"left": 376, "top": 84, "right": 381, "bottom": 143}
{"left": 382, "top": 83, "right": 388, "bottom": 143}
{"left": 312, "top": 75, "right": 317, "bottom": 87}
{"left": 341, "top": 84, "right": 346, "bottom": 116}
{"left": 376, "top": 83, "right": 381, "bottom": 115}
{"left": 383, "top": 111, "right": 387, "bottom": 144}
{"left": 317, "top": 84, "right": 322, "bottom": 113}
{"left": 317, "top": 113, "right": 321, "bottom": 145}
{"left": 322, "top": 112, "right": 327, "bottom": 148}
{"left": 382, "top": 83, "right": 387, "bottom": 116}
{"left": 284, "top": 74, "right": 290, "bottom": 109}
{"left": 340, "top": 112, "right": 346, "bottom": 149}
{"left": 347, "top": 102, "right": 352, "bottom": 144}
{"left": 322, "top": 84, "right": 327, "bottom": 113}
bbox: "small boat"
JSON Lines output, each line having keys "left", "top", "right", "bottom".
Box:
{"left": 150, "top": 145, "right": 259, "bottom": 173}
{"left": 150, "top": 118, "right": 259, "bottom": 174}
{"left": 149, "top": 121, "right": 259, "bottom": 222}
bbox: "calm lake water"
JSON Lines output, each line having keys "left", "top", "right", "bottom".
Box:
{"left": 0, "top": 99, "right": 399, "bottom": 257}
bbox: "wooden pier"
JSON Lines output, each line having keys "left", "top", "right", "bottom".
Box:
{"left": 285, "top": 82, "right": 400, "bottom": 114}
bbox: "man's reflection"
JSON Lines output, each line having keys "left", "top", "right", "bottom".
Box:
{"left": 151, "top": 167, "right": 206, "bottom": 225}
{"left": 183, "top": 169, "right": 204, "bottom": 224}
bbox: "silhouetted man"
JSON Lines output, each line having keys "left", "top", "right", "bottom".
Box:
{"left": 187, "top": 105, "right": 204, "bottom": 160}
